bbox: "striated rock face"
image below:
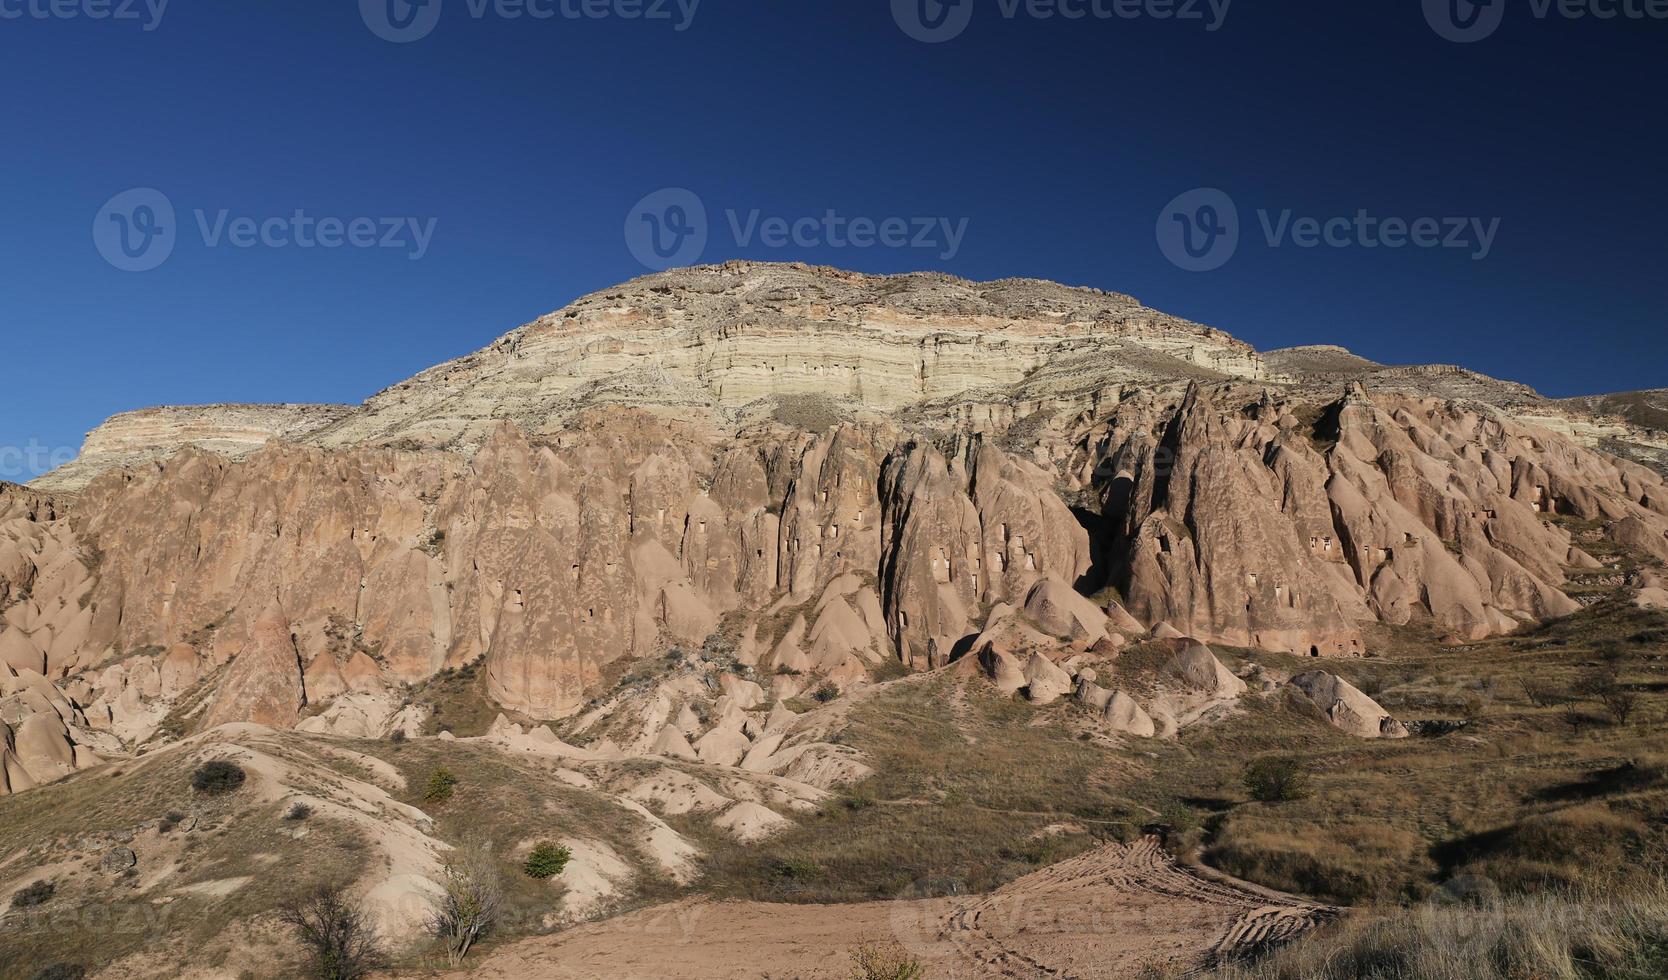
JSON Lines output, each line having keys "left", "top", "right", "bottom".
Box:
{"left": 34, "top": 404, "right": 353, "bottom": 493}
{"left": 302, "top": 262, "right": 1267, "bottom": 456}
{"left": 3, "top": 264, "right": 1665, "bottom": 755}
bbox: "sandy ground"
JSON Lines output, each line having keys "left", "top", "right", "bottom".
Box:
{"left": 433, "top": 838, "right": 1334, "bottom": 979}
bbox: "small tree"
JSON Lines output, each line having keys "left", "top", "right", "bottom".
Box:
{"left": 1573, "top": 668, "right": 1642, "bottom": 725}
{"left": 278, "top": 885, "right": 384, "bottom": 980}
{"left": 431, "top": 841, "right": 502, "bottom": 965}
{"left": 1244, "top": 756, "right": 1311, "bottom": 803}
{"left": 523, "top": 842, "right": 572, "bottom": 880}
{"left": 848, "top": 942, "right": 925, "bottom": 980}
{"left": 1522, "top": 678, "right": 1566, "bottom": 709}
{"left": 423, "top": 767, "right": 458, "bottom": 804}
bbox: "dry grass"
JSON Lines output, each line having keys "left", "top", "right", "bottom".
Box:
{"left": 689, "top": 674, "right": 1142, "bottom": 902}
{"left": 0, "top": 749, "right": 369, "bottom": 980}
{"left": 344, "top": 738, "right": 683, "bottom": 967}
{"left": 1127, "top": 602, "right": 1668, "bottom": 907}
{"left": 1209, "top": 880, "right": 1668, "bottom": 979}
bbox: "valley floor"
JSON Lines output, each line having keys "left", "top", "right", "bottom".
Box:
{"left": 424, "top": 838, "right": 1331, "bottom": 980}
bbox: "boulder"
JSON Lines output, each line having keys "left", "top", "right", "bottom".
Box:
{"left": 1022, "top": 653, "right": 1073, "bottom": 704}
{"left": 1103, "top": 691, "right": 1156, "bottom": 737}
{"left": 1289, "top": 671, "right": 1408, "bottom": 738}
{"left": 1169, "top": 643, "right": 1247, "bottom": 698}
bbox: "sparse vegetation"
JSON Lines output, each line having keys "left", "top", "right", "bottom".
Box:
{"left": 1208, "top": 880, "right": 1668, "bottom": 980}
{"left": 285, "top": 801, "right": 314, "bottom": 821}
{"left": 696, "top": 677, "right": 1131, "bottom": 903}
{"left": 190, "top": 760, "right": 246, "bottom": 795}
{"left": 424, "top": 766, "right": 459, "bottom": 804}
{"left": 10, "top": 878, "right": 54, "bottom": 909}
{"left": 1580, "top": 668, "right": 1643, "bottom": 725}
{"left": 847, "top": 941, "right": 926, "bottom": 980}
{"left": 278, "top": 885, "right": 384, "bottom": 980}
{"left": 812, "top": 682, "right": 841, "bottom": 703}
{"left": 430, "top": 840, "right": 503, "bottom": 965}
{"left": 522, "top": 841, "right": 572, "bottom": 880}
{"left": 1243, "top": 756, "right": 1311, "bottom": 803}
{"left": 1522, "top": 677, "right": 1567, "bottom": 708}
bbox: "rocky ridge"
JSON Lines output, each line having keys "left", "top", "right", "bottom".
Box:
{"left": 33, "top": 403, "right": 354, "bottom": 494}
{"left": 3, "top": 262, "right": 1665, "bottom": 799}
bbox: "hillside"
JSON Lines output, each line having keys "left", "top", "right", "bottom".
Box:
{"left": 3, "top": 263, "right": 1666, "bottom": 979}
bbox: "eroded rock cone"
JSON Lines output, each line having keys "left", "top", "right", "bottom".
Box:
{"left": 1289, "top": 671, "right": 1408, "bottom": 739}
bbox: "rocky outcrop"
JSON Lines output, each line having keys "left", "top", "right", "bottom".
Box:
{"left": 4, "top": 265, "right": 1665, "bottom": 756}
{"left": 303, "top": 262, "right": 1266, "bottom": 457}
{"left": 1288, "top": 671, "right": 1408, "bottom": 739}
{"left": 2, "top": 663, "right": 106, "bottom": 794}
{"left": 33, "top": 404, "right": 352, "bottom": 493}
{"left": 1077, "top": 384, "right": 1664, "bottom": 655}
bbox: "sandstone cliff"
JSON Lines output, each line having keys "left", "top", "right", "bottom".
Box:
{"left": 5, "top": 263, "right": 1665, "bottom": 752}
{"left": 33, "top": 403, "right": 354, "bottom": 493}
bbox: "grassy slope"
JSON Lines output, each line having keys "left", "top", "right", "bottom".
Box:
{"left": 1128, "top": 601, "right": 1668, "bottom": 907}
{"left": 0, "top": 749, "right": 369, "bottom": 980}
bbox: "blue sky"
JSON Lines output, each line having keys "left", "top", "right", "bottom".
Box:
{"left": 2, "top": 1, "right": 1663, "bottom": 479}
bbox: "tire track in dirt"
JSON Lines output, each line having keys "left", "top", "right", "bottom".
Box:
{"left": 431, "top": 836, "right": 1335, "bottom": 979}
{"left": 939, "top": 837, "right": 1335, "bottom": 978}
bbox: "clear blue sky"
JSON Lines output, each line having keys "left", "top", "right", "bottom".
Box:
{"left": 2, "top": 1, "right": 1663, "bottom": 479}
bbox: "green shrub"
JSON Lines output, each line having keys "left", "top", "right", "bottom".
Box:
{"left": 190, "top": 760, "right": 246, "bottom": 795}
{"left": 1244, "top": 757, "right": 1311, "bottom": 803}
{"left": 424, "top": 767, "right": 459, "bottom": 804}
{"left": 812, "top": 682, "right": 841, "bottom": 703}
{"left": 773, "top": 856, "right": 824, "bottom": 880}
{"left": 523, "top": 842, "right": 572, "bottom": 880}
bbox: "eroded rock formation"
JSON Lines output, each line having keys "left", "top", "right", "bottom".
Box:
{"left": 4, "top": 263, "right": 1664, "bottom": 755}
